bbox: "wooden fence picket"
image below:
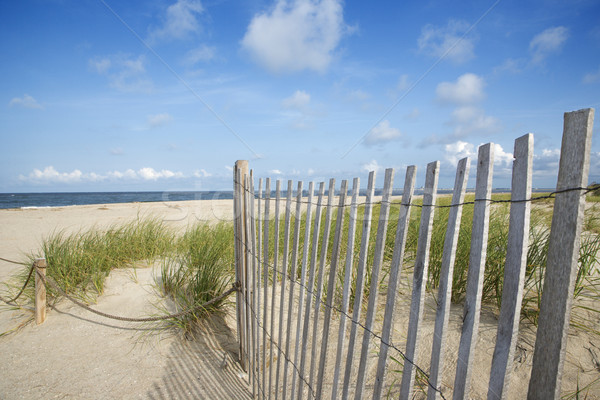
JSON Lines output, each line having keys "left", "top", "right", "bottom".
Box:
{"left": 355, "top": 168, "right": 395, "bottom": 400}
{"left": 290, "top": 182, "right": 315, "bottom": 399}
{"left": 427, "top": 157, "right": 470, "bottom": 400}
{"left": 331, "top": 177, "right": 360, "bottom": 400}
{"left": 453, "top": 143, "right": 495, "bottom": 399}
{"left": 282, "top": 181, "right": 303, "bottom": 400}
{"left": 528, "top": 108, "right": 595, "bottom": 399}
{"left": 297, "top": 182, "right": 326, "bottom": 400}
{"left": 488, "top": 133, "right": 533, "bottom": 399}
{"left": 400, "top": 161, "right": 440, "bottom": 400}
{"left": 341, "top": 171, "right": 376, "bottom": 400}
{"left": 372, "top": 165, "right": 417, "bottom": 399}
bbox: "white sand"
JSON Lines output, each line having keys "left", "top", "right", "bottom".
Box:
{"left": 0, "top": 200, "right": 251, "bottom": 399}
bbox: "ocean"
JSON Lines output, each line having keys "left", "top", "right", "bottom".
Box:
{"left": 0, "top": 191, "right": 234, "bottom": 210}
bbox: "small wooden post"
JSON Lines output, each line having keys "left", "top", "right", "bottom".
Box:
{"left": 34, "top": 258, "right": 47, "bottom": 325}
{"left": 528, "top": 108, "right": 595, "bottom": 399}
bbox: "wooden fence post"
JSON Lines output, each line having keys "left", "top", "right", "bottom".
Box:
{"left": 400, "top": 161, "right": 440, "bottom": 400}
{"left": 453, "top": 143, "right": 494, "bottom": 399}
{"left": 34, "top": 258, "right": 47, "bottom": 325}
{"left": 427, "top": 157, "right": 470, "bottom": 400}
{"left": 528, "top": 108, "right": 595, "bottom": 399}
{"left": 488, "top": 133, "right": 533, "bottom": 399}
{"left": 234, "top": 160, "right": 249, "bottom": 371}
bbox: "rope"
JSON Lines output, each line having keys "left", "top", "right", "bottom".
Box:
{"left": 0, "top": 256, "right": 30, "bottom": 266}
{"left": 0, "top": 262, "right": 36, "bottom": 306}
{"left": 37, "top": 270, "right": 239, "bottom": 323}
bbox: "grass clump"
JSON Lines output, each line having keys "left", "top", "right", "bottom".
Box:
{"left": 31, "top": 217, "right": 175, "bottom": 303}
{"left": 5, "top": 217, "right": 236, "bottom": 333}
{"left": 158, "top": 222, "right": 234, "bottom": 334}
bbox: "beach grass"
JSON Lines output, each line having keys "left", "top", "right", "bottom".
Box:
{"left": 157, "top": 222, "right": 234, "bottom": 334}
{"left": 5, "top": 217, "right": 236, "bottom": 332}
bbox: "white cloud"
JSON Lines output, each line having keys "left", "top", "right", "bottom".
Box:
{"left": 436, "top": 73, "right": 485, "bottom": 105}
{"left": 282, "top": 90, "right": 311, "bottom": 109}
{"left": 449, "top": 106, "right": 500, "bottom": 137}
{"left": 147, "top": 113, "right": 173, "bottom": 128}
{"left": 397, "top": 74, "right": 410, "bottom": 91}
{"left": 418, "top": 20, "right": 475, "bottom": 64}
{"left": 529, "top": 26, "right": 568, "bottom": 64}
{"left": 152, "top": 0, "right": 204, "bottom": 41}
{"left": 110, "top": 147, "right": 124, "bottom": 156}
{"left": 90, "top": 58, "right": 111, "bottom": 74}
{"left": 492, "top": 143, "right": 513, "bottom": 167}
{"left": 90, "top": 54, "right": 152, "bottom": 93}
{"left": 269, "top": 169, "right": 283, "bottom": 175}
{"left": 362, "top": 160, "right": 381, "bottom": 173}
{"left": 444, "top": 141, "right": 475, "bottom": 166}
{"left": 444, "top": 142, "right": 512, "bottom": 168}
{"left": 20, "top": 166, "right": 184, "bottom": 184}
{"left": 9, "top": 94, "right": 43, "bottom": 109}
{"left": 184, "top": 44, "right": 215, "bottom": 64}
{"left": 364, "top": 120, "right": 402, "bottom": 146}
{"left": 533, "top": 148, "right": 561, "bottom": 177}
{"left": 193, "top": 169, "right": 212, "bottom": 178}
{"left": 493, "top": 58, "right": 523, "bottom": 75}
{"left": 583, "top": 65, "right": 600, "bottom": 84}
{"left": 241, "top": 0, "right": 348, "bottom": 73}
{"left": 138, "top": 167, "right": 183, "bottom": 180}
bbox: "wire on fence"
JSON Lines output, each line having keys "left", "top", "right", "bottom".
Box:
{"left": 235, "top": 178, "right": 596, "bottom": 210}
{"left": 235, "top": 233, "right": 447, "bottom": 400}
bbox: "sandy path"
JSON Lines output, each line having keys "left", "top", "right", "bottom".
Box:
{"left": 0, "top": 200, "right": 251, "bottom": 399}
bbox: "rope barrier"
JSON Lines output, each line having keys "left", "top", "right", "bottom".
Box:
{"left": 36, "top": 270, "right": 239, "bottom": 322}
{"left": 0, "top": 256, "right": 30, "bottom": 266}
{"left": 0, "top": 262, "right": 36, "bottom": 306}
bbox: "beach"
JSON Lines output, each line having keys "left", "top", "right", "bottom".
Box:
{"left": 1, "top": 199, "right": 599, "bottom": 399}
{"left": 0, "top": 199, "right": 251, "bottom": 399}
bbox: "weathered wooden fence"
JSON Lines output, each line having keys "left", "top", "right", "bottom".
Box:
{"left": 233, "top": 108, "right": 595, "bottom": 399}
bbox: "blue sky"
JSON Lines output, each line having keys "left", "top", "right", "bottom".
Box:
{"left": 1, "top": 0, "right": 599, "bottom": 193}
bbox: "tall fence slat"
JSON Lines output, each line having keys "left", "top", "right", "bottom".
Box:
{"left": 400, "top": 161, "right": 440, "bottom": 400}
{"left": 282, "top": 181, "right": 304, "bottom": 400}
{"left": 342, "top": 171, "right": 376, "bottom": 400}
{"left": 331, "top": 178, "right": 360, "bottom": 399}
{"left": 316, "top": 179, "right": 349, "bottom": 399}
{"left": 263, "top": 178, "right": 271, "bottom": 400}
{"left": 234, "top": 161, "right": 249, "bottom": 370}
{"left": 257, "top": 178, "right": 263, "bottom": 398}
{"left": 528, "top": 108, "right": 595, "bottom": 399}
{"left": 372, "top": 165, "right": 417, "bottom": 399}
{"left": 291, "top": 182, "right": 315, "bottom": 399}
{"left": 453, "top": 143, "right": 495, "bottom": 399}
{"left": 487, "top": 133, "right": 533, "bottom": 399}
{"left": 275, "top": 180, "right": 294, "bottom": 400}
{"left": 269, "top": 180, "right": 282, "bottom": 399}
{"left": 249, "top": 173, "right": 258, "bottom": 397}
{"left": 427, "top": 157, "right": 470, "bottom": 400}
{"left": 297, "top": 182, "right": 326, "bottom": 400}
{"left": 308, "top": 179, "right": 336, "bottom": 393}
{"left": 355, "top": 168, "right": 395, "bottom": 400}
